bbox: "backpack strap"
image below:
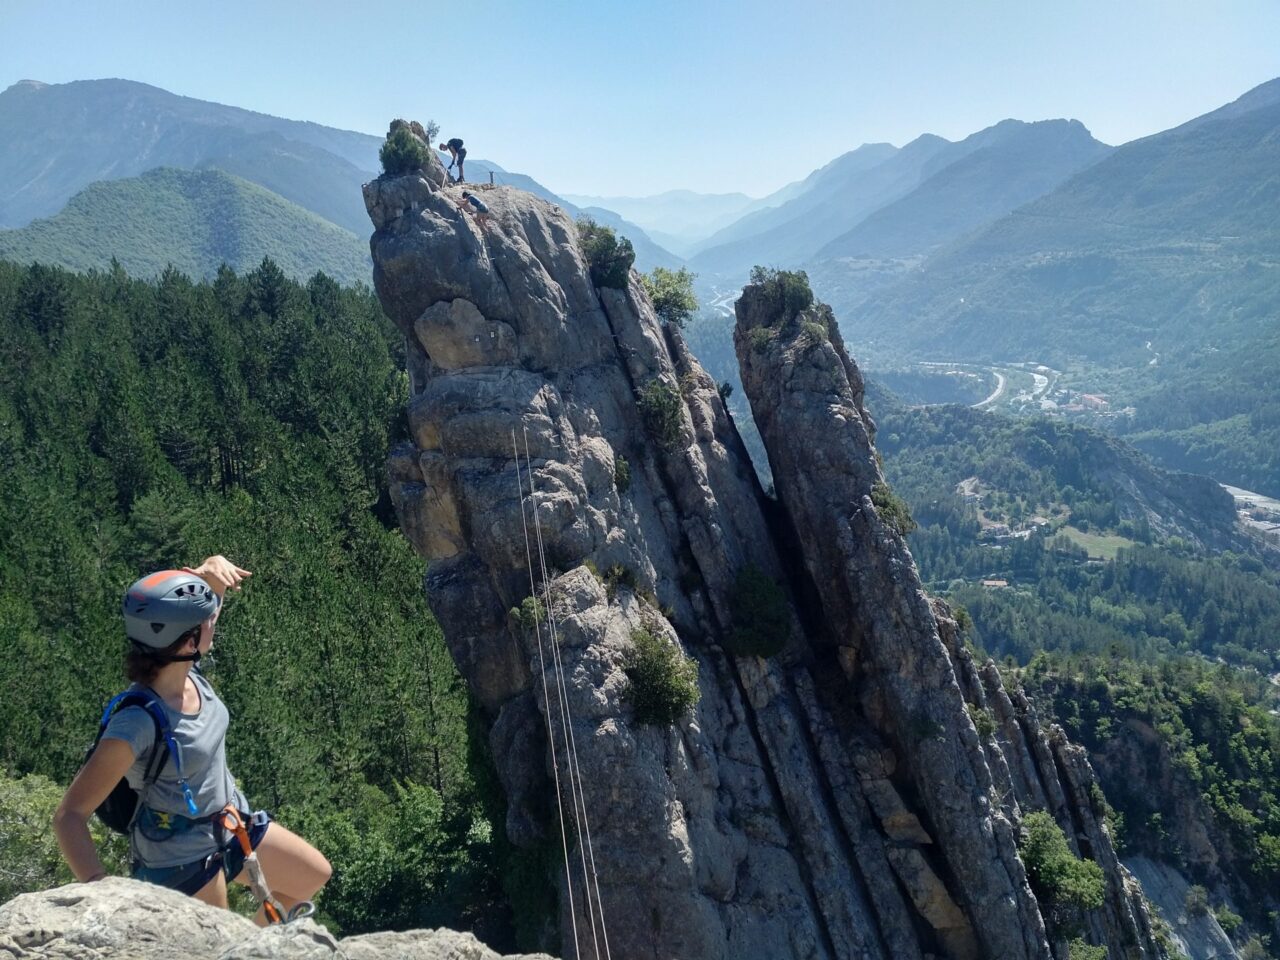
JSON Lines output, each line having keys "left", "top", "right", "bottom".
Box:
{"left": 102, "top": 690, "right": 199, "bottom": 816}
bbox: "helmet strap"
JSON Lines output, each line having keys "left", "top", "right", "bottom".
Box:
{"left": 130, "top": 631, "right": 202, "bottom": 666}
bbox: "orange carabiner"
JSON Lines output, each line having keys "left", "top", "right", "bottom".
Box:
{"left": 218, "top": 804, "right": 254, "bottom": 857}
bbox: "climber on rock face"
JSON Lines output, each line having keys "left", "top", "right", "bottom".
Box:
{"left": 52, "top": 557, "right": 331, "bottom": 924}
{"left": 459, "top": 190, "right": 491, "bottom": 228}
{"left": 440, "top": 137, "right": 466, "bottom": 182}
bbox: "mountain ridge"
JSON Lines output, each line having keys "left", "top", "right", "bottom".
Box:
{"left": 0, "top": 78, "right": 683, "bottom": 274}
{"left": 847, "top": 85, "right": 1280, "bottom": 365}
{"left": 0, "top": 166, "right": 372, "bottom": 284}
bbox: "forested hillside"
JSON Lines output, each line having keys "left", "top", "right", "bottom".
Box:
{"left": 1111, "top": 327, "right": 1280, "bottom": 496}
{"left": 870, "top": 391, "right": 1280, "bottom": 945}
{"left": 0, "top": 261, "right": 535, "bottom": 947}
{"left": 0, "top": 168, "right": 372, "bottom": 285}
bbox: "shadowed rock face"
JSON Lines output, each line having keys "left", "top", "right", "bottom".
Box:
{"left": 366, "top": 158, "right": 1166, "bottom": 960}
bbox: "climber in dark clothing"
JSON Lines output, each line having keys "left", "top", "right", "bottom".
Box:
{"left": 440, "top": 138, "right": 466, "bottom": 183}
{"left": 458, "top": 190, "right": 491, "bottom": 228}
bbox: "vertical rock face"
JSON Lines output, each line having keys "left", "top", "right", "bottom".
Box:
{"left": 365, "top": 162, "right": 1166, "bottom": 960}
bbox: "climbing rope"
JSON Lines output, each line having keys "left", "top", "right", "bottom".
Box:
{"left": 522, "top": 428, "right": 613, "bottom": 960}
{"left": 513, "top": 428, "right": 613, "bottom": 960}
{"left": 512, "top": 431, "right": 582, "bottom": 959}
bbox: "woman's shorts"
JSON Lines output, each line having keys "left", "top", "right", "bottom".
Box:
{"left": 132, "top": 810, "right": 272, "bottom": 897}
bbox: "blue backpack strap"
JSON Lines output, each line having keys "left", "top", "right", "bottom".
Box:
{"left": 103, "top": 690, "right": 199, "bottom": 816}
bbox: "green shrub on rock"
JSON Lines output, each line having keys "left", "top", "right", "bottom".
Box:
{"left": 967, "top": 703, "right": 998, "bottom": 740}
{"left": 727, "top": 564, "right": 790, "bottom": 657}
{"left": 1019, "top": 810, "right": 1106, "bottom": 912}
{"left": 640, "top": 267, "right": 698, "bottom": 327}
{"left": 380, "top": 127, "right": 430, "bottom": 176}
{"left": 748, "top": 266, "right": 814, "bottom": 320}
{"left": 509, "top": 596, "right": 545, "bottom": 634}
{"left": 577, "top": 218, "right": 635, "bottom": 289}
{"left": 1213, "top": 904, "right": 1242, "bottom": 934}
{"left": 622, "top": 629, "right": 700, "bottom": 726}
{"left": 1184, "top": 883, "right": 1209, "bottom": 916}
{"left": 614, "top": 455, "right": 631, "bottom": 493}
{"left": 638, "top": 380, "right": 683, "bottom": 448}
{"left": 1067, "top": 940, "right": 1108, "bottom": 960}
{"left": 871, "top": 480, "right": 917, "bottom": 536}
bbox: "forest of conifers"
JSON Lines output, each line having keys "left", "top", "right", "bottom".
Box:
{"left": 0, "top": 259, "right": 542, "bottom": 946}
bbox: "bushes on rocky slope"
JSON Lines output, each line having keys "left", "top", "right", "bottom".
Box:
{"left": 747, "top": 265, "right": 813, "bottom": 321}
{"left": 577, "top": 218, "right": 634, "bottom": 289}
{"left": 638, "top": 379, "right": 683, "bottom": 448}
{"left": 380, "top": 126, "right": 430, "bottom": 176}
{"left": 1019, "top": 810, "right": 1106, "bottom": 913}
{"left": 621, "top": 629, "right": 700, "bottom": 726}
{"left": 640, "top": 266, "right": 698, "bottom": 327}
{"left": 871, "top": 480, "right": 917, "bottom": 536}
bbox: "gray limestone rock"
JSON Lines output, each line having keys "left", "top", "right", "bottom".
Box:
{"left": 365, "top": 136, "right": 1169, "bottom": 960}
{"left": 0, "top": 879, "right": 552, "bottom": 959}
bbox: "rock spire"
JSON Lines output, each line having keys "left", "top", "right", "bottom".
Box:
{"left": 366, "top": 145, "right": 1166, "bottom": 960}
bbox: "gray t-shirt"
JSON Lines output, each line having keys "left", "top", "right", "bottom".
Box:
{"left": 102, "top": 670, "right": 249, "bottom": 868}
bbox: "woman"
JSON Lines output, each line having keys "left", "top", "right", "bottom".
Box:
{"left": 53, "top": 556, "right": 330, "bottom": 922}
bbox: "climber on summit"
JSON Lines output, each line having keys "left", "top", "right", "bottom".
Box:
{"left": 440, "top": 136, "right": 466, "bottom": 182}
{"left": 52, "top": 557, "right": 331, "bottom": 923}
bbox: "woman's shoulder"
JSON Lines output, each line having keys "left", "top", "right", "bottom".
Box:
{"left": 190, "top": 667, "right": 225, "bottom": 705}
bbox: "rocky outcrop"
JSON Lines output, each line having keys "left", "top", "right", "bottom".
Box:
{"left": 366, "top": 145, "right": 1168, "bottom": 960}
{"left": 1090, "top": 716, "right": 1280, "bottom": 946}
{"left": 0, "top": 878, "right": 553, "bottom": 959}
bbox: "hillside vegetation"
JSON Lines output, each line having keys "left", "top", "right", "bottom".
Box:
{"left": 870, "top": 390, "right": 1280, "bottom": 944}
{"left": 0, "top": 260, "right": 534, "bottom": 946}
{"left": 0, "top": 168, "right": 372, "bottom": 285}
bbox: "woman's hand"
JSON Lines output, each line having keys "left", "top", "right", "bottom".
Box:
{"left": 185, "top": 556, "right": 252, "bottom": 598}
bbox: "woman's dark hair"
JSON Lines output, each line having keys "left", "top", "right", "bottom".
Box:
{"left": 124, "top": 626, "right": 201, "bottom": 685}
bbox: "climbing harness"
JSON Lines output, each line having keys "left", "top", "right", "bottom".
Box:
{"left": 217, "top": 804, "right": 313, "bottom": 924}
{"left": 512, "top": 429, "right": 613, "bottom": 960}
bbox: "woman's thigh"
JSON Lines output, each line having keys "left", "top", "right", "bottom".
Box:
{"left": 192, "top": 868, "right": 229, "bottom": 908}
{"left": 231, "top": 821, "right": 331, "bottom": 899}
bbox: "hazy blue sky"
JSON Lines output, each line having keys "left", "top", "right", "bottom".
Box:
{"left": 3, "top": 0, "right": 1279, "bottom": 197}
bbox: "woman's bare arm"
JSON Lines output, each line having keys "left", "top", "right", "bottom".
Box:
{"left": 53, "top": 738, "right": 136, "bottom": 881}
{"left": 184, "top": 555, "right": 251, "bottom": 599}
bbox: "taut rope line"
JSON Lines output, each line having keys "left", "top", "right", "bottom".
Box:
{"left": 512, "top": 430, "right": 582, "bottom": 960}
{"left": 521, "top": 428, "right": 613, "bottom": 960}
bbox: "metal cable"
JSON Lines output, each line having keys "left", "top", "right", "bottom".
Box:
{"left": 512, "top": 430, "right": 582, "bottom": 960}
{"left": 522, "top": 429, "right": 612, "bottom": 960}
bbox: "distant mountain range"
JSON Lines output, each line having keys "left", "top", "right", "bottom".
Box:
{"left": 659, "top": 120, "right": 1106, "bottom": 283}
{"left": 0, "top": 78, "right": 678, "bottom": 280}
{"left": 849, "top": 78, "right": 1280, "bottom": 366}
{"left": 560, "top": 187, "right": 807, "bottom": 256}
{"left": 0, "top": 167, "right": 372, "bottom": 285}
{"left": 0, "top": 78, "right": 380, "bottom": 234}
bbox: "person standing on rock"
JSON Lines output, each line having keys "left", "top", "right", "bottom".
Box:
{"left": 53, "top": 557, "right": 331, "bottom": 922}
{"left": 440, "top": 137, "right": 466, "bottom": 182}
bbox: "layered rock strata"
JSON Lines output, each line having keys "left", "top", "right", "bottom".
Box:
{"left": 366, "top": 154, "right": 1166, "bottom": 960}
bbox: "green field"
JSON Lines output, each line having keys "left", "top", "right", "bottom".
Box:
{"left": 1057, "top": 525, "right": 1136, "bottom": 560}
